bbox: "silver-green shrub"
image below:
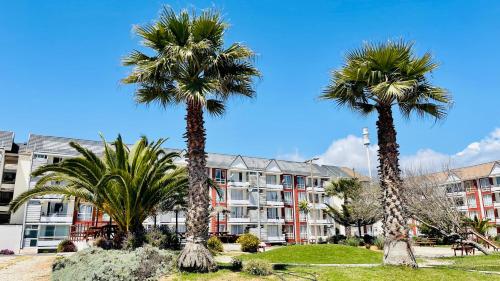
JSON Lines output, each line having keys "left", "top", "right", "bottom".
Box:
{"left": 52, "top": 246, "right": 176, "bottom": 281}
{"left": 242, "top": 259, "right": 273, "bottom": 276}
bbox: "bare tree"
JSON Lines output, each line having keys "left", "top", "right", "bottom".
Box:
{"left": 350, "top": 183, "right": 383, "bottom": 236}
{"left": 401, "top": 168, "right": 489, "bottom": 255}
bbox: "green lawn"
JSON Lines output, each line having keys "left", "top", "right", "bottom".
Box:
{"left": 239, "top": 244, "right": 382, "bottom": 264}
{"left": 440, "top": 253, "right": 500, "bottom": 272}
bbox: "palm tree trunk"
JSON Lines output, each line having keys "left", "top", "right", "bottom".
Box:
{"left": 345, "top": 225, "right": 352, "bottom": 238}
{"left": 377, "top": 106, "right": 417, "bottom": 267}
{"left": 178, "top": 102, "right": 217, "bottom": 272}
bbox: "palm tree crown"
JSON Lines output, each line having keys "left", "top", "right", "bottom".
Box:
{"left": 321, "top": 41, "right": 451, "bottom": 119}
{"left": 122, "top": 7, "right": 260, "bottom": 115}
{"left": 10, "top": 135, "right": 187, "bottom": 241}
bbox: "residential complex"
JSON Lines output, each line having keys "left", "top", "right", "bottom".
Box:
{"left": 0, "top": 131, "right": 373, "bottom": 252}
{"left": 412, "top": 162, "right": 500, "bottom": 237}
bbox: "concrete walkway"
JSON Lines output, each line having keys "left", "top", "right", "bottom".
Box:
{"left": 0, "top": 255, "right": 56, "bottom": 281}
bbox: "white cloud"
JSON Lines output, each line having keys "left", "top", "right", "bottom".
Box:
{"left": 276, "top": 147, "right": 305, "bottom": 162}
{"left": 278, "top": 127, "right": 500, "bottom": 176}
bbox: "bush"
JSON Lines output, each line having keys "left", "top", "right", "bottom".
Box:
{"left": 494, "top": 235, "right": 500, "bottom": 243}
{"left": 345, "top": 237, "right": 362, "bottom": 247}
{"left": 328, "top": 234, "right": 346, "bottom": 244}
{"left": 145, "top": 228, "right": 167, "bottom": 248}
{"left": 0, "top": 249, "right": 14, "bottom": 255}
{"left": 207, "top": 236, "right": 224, "bottom": 254}
{"left": 52, "top": 246, "right": 176, "bottom": 281}
{"left": 374, "top": 236, "right": 384, "bottom": 250}
{"left": 231, "top": 257, "right": 243, "bottom": 271}
{"left": 123, "top": 232, "right": 147, "bottom": 250}
{"left": 243, "top": 259, "right": 273, "bottom": 276}
{"left": 363, "top": 234, "right": 374, "bottom": 245}
{"left": 93, "top": 237, "right": 113, "bottom": 250}
{"left": 236, "top": 233, "right": 260, "bottom": 252}
{"left": 318, "top": 237, "right": 325, "bottom": 244}
{"left": 57, "top": 240, "right": 77, "bottom": 253}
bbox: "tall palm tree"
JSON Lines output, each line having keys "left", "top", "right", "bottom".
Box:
{"left": 464, "top": 216, "right": 493, "bottom": 236}
{"left": 298, "top": 200, "right": 311, "bottom": 244}
{"left": 10, "top": 136, "right": 187, "bottom": 246}
{"left": 122, "top": 7, "right": 260, "bottom": 272}
{"left": 321, "top": 41, "right": 451, "bottom": 267}
{"left": 324, "top": 178, "right": 362, "bottom": 237}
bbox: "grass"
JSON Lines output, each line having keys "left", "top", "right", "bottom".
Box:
{"left": 239, "top": 244, "right": 382, "bottom": 264}
{"left": 440, "top": 253, "right": 500, "bottom": 272}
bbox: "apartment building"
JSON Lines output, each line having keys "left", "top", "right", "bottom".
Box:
{"left": 422, "top": 161, "right": 500, "bottom": 237}
{"left": 2, "top": 131, "right": 370, "bottom": 251}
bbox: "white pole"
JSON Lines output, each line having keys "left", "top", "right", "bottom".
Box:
{"left": 362, "top": 128, "right": 372, "bottom": 180}
{"left": 256, "top": 171, "right": 261, "bottom": 240}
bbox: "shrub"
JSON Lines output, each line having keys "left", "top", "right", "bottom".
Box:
{"left": 345, "top": 237, "right": 362, "bottom": 247}
{"left": 230, "top": 257, "right": 243, "bottom": 271}
{"left": 363, "top": 234, "right": 374, "bottom": 245}
{"left": 145, "top": 228, "right": 167, "bottom": 248}
{"left": 236, "top": 233, "right": 260, "bottom": 252}
{"left": 0, "top": 249, "right": 14, "bottom": 255}
{"left": 207, "top": 236, "right": 224, "bottom": 254}
{"left": 93, "top": 237, "right": 113, "bottom": 250}
{"left": 57, "top": 240, "right": 77, "bottom": 253}
{"left": 494, "top": 235, "right": 500, "bottom": 243}
{"left": 52, "top": 246, "right": 176, "bottom": 281}
{"left": 374, "top": 236, "right": 384, "bottom": 250}
{"left": 328, "top": 234, "right": 346, "bottom": 244}
{"left": 318, "top": 237, "right": 325, "bottom": 244}
{"left": 243, "top": 259, "right": 273, "bottom": 276}
{"left": 123, "top": 232, "right": 147, "bottom": 250}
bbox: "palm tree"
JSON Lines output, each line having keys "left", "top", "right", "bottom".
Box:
{"left": 464, "top": 216, "right": 493, "bottom": 236}
{"left": 10, "top": 135, "right": 187, "bottom": 247}
{"left": 321, "top": 41, "right": 451, "bottom": 267}
{"left": 324, "top": 178, "right": 362, "bottom": 237}
{"left": 298, "top": 200, "right": 311, "bottom": 244}
{"left": 122, "top": 7, "right": 260, "bottom": 272}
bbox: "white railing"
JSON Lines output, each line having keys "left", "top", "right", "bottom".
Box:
{"left": 267, "top": 217, "right": 285, "bottom": 224}
{"left": 266, "top": 184, "right": 283, "bottom": 190}
{"left": 228, "top": 199, "right": 250, "bottom": 205}
{"left": 40, "top": 213, "right": 73, "bottom": 223}
{"left": 266, "top": 200, "right": 284, "bottom": 207}
{"left": 228, "top": 217, "right": 251, "bottom": 223}
{"left": 267, "top": 235, "right": 286, "bottom": 242}
{"left": 37, "top": 237, "right": 67, "bottom": 247}
{"left": 227, "top": 181, "right": 250, "bottom": 188}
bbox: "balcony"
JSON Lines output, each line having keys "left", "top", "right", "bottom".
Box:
{"left": 309, "top": 218, "right": 329, "bottom": 224}
{"left": 228, "top": 216, "right": 251, "bottom": 223}
{"left": 266, "top": 200, "right": 284, "bottom": 207}
{"left": 40, "top": 213, "right": 73, "bottom": 223}
{"left": 266, "top": 217, "right": 285, "bottom": 224}
{"left": 228, "top": 199, "right": 250, "bottom": 206}
{"left": 3, "top": 163, "right": 17, "bottom": 170}
{"left": 0, "top": 183, "right": 15, "bottom": 191}
{"left": 265, "top": 183, "right": 283, "bottom": 190}
{"left": 227, "top": 181, "right": 250, "bottom": 188}
{"left": 307, "top": 186, "right": 325, "bottom": 193}
{"left": 266, "top": 234, "right": 285, "bottom": 243}
{"left": 284, "top": 216, "right": 294, "bottom": 222}
{"left": 37, "top": 237, "right": 67, "bottom": 248}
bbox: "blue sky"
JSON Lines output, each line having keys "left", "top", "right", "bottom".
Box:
{"left": 1, "top": 1, "right": 499, "bottom": 172}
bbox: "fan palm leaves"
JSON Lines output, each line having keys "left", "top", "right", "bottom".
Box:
{"left": 321, "top": 41, "right": 451, "bottom": 267}
{"left": 122, "top": 6, "right": 260, "bottom": 272}
{"left": 10, "top": 135, "right": 187, "bottom": 244}
{"left": 464, "top": 216, "right": 494, "bottom": 236}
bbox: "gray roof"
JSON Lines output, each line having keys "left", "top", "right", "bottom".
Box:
{"left": 0, "top": 131, "right": 14, "bottom": 151}
{"left": 22, "top": 133, "right": 363, "bottom": 178}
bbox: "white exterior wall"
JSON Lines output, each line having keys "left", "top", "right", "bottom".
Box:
{"left": 0, "top": 224, "right": 23, "bottom": 252}
{"left": 10, "top": 154, "right": 32, "bottom": 224}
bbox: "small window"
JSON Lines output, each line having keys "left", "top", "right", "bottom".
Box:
{"left": 282, "top": 175, "right": 292, "bottom": 188}
{"left": 297, "top": 176, "right": 305, "bottom": 189}
{"left": 266, "top": 175, "right": 277, "bottom": 185}
{"left": 1, "top": 172, "right": 16, "bottom": 184}
{"left": 52, "top": 157, "right": 62, "bottom": 164}
{"left": 214, "top": 169, "right": 226, "bottom": 184}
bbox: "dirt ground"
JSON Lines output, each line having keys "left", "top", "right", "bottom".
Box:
{"left": 0, "top": 254, "right": 56, "bottom": 281}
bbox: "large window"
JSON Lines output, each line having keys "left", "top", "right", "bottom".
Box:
{"left": 282, "top": 175, "right": 292, "bottom": 188}
{"left": 231, "top": 207, "right": 245, "bottom": 218}
{"left": 266, "top": 191, "right": 279, "bottom": 202}
{"left": 300, "top": 225, "right": 307, "bottom": 237}
{"left": 467, "top": 196, "right": 477, "bottom": 208}
{"left": 298, "top": 192, "right": 306, "bottom": 202}
{"left": 496, "top": 177, "right": 500, "bottom": 186}
{"left": 479, "top": 178, "right": 490, "bottom": 189}
{"left": 285, "top": 208, "right": 293, "bottom": 220}
{"left": 283, "top": 192, "right": 293, "bottom": 204}
{"left": 0, "top": 192, "right": 13, "bottom": 206}
{"left": 266, "top": 175, "right": 277, "bottom": 185}
{"left": 486, "top": 209, "right": 495, "bottom": 220}
{"left": 229, "top": 172, "right": 243, "bottom": 182}
{"left": 214, "top": 169, "right": 226, "bottom": 184}
{"left": 1, "top": 171, "right": 16, "bottom": 184}
{"left": 77, "top": 204, "right": 93, "bottom": 221}
{"left": 231, "top": 225, "right": 245, "bottom": 235}
{"left": 267, "top": 208, "right": 279, "bottom": 219}
{"left": 296, "top": 176, "right": 305, "bottom": 189}
{"left": 230, "top": 190, "right": 244, "bottom": 200}
{"left": 268, "top": 225, "right": 280, "bottom": 237}
{"left": 483, "top": 195, "right": 492, "bottom": 206}
{"left": 39, "top": 225, "right": 69, "bottom": 238}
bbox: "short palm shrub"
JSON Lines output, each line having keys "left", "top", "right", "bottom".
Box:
{"left": 243, "top": 259, "right": 273, "bottom": 276}
{"left": 374, "top": 236, "right": 384, "bottom": 250}
{"left": 0, "top": 249, "right": 14, "bottom": 255}
{"left": 236, "top": 233, "right": 260, "bottom": 252}
{"left": 145, "top": 228, "right": 167, "bottom": 248}
{"left": 57, "top": 240, "right": 77, "bottom": 253}
{"left": 328, "top": 234, "right": 346, "bottom": 244}
{"left": 231, "top": 257, "right": 243, "bottom": 271}
{"left": 207, "top": 236, "right": 223, "bottom": 254}
{"left": 93, "top": 237, "right": 113, "bottom": 250}
{"left": 52, "top": 246, "right": 176, "bottom": 281}
{"left": 345, "top": 237, "right": 362, "bottom": 247}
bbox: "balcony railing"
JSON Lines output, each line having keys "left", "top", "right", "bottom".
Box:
{"left": 228, "top": 216, "right": 251, "bottom": 223}
{"left": 266, "top": 217, "right": 285, "bottom": 224}
{"left": 227, "top": 181, "right": 250, "bottom": 188}
{"left": 40, "top": 213, "right": 73, "bottom": 223}
{"left": 37, "top": 237, "right": 67, "bottom": 247}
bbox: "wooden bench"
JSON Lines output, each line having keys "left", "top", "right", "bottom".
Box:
{"left": 414, "top": 237, "right": 437, "bottom": 247}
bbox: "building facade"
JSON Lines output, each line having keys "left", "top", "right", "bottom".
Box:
{"left": 1, "top": 131, "right": 373, "bottom": 251}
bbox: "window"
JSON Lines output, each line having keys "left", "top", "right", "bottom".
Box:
{"left": 230, "top": 190, "right": 244, "bottom": 200}
{"left": 282, "top": 175, "right": 292, "bottom": 188}
{"left": 284, "top": 225, "right": 294, "bottom": 236}
{"left": 496, "top": 177, "right": 500, "bottom": 186}
{"left": 299, "top": 211, "right": 307, "bottom": 221}
{"left": 216, "top": 187, "right": 225, "bottom": 203}
{"left": 231, "top": 225, "right": 244, "bottom": 235}
{"left": 446, "top": 183, "right": 464, "bottom": 193}
{"left": 297, "top": 176, "right": 305, "bottom": 189}
{"left": 479, "top": 178, "right": 490, "bottom": 189}
{"left": 483, "top": 195, "right": 492, "bottom": 206}
{"left": 467, "top": 196, "right": 477, "bottom": 208}
{"left": 52, "top": 157, "right": 62, "bottom": 164}
{"left": 283, "top": 192, "right": 293, "bottom": 204}
{"left": 268, "top": 225, "right": 280, "bottom": 237}
{"left": 214, "top": 169, "right": 226, "bottom": 183}
{"left": 298, "top": 192, "right": 306, "bottom": 202}
{"left": 230, "top": 172, "right": 243, "bottom": 182}
{"left": 464, "top": 181, "right": 474, "bottom": 192}
{"left": 34, "top": 154, "right": 47, "bottom": 159}
{"left": 24, "top": 225, "right": 38, "bottom": 239}
{"left": 39, "top": 225, "right": 69, "bottom": 238}
{"left": 1, "top": 171, "right": 16, "bottom": 184}
{"left": 266, "top": 191, "right": 279, "bottom": 202}
{"left": 454, "top": 197, "right": 465, "bottom": 206}
{"left": 285, "top": 208, "right": 293, "bottom": 220}
{"left": 78, "top": 204, "right": 93, "bottom": 220}
{"left": 300, "top": 225, "right": 307, "bottom": 237}
{"left": 486, "top": 209, "right": 495, "bottom": 220}
{"left": 267, "top": 208, "right": 279, "bottom": 219}
{"left": 231, "top": 207, "right": 245, "bottom": 218}
{"left": 0, "top": 192, "right": 13, "bottom": 206}
{"left": 468, "top": 211, "right": 478, "bottom": 220}
{"left": 266, "top": 175, "right": 277, "bottom": 185}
